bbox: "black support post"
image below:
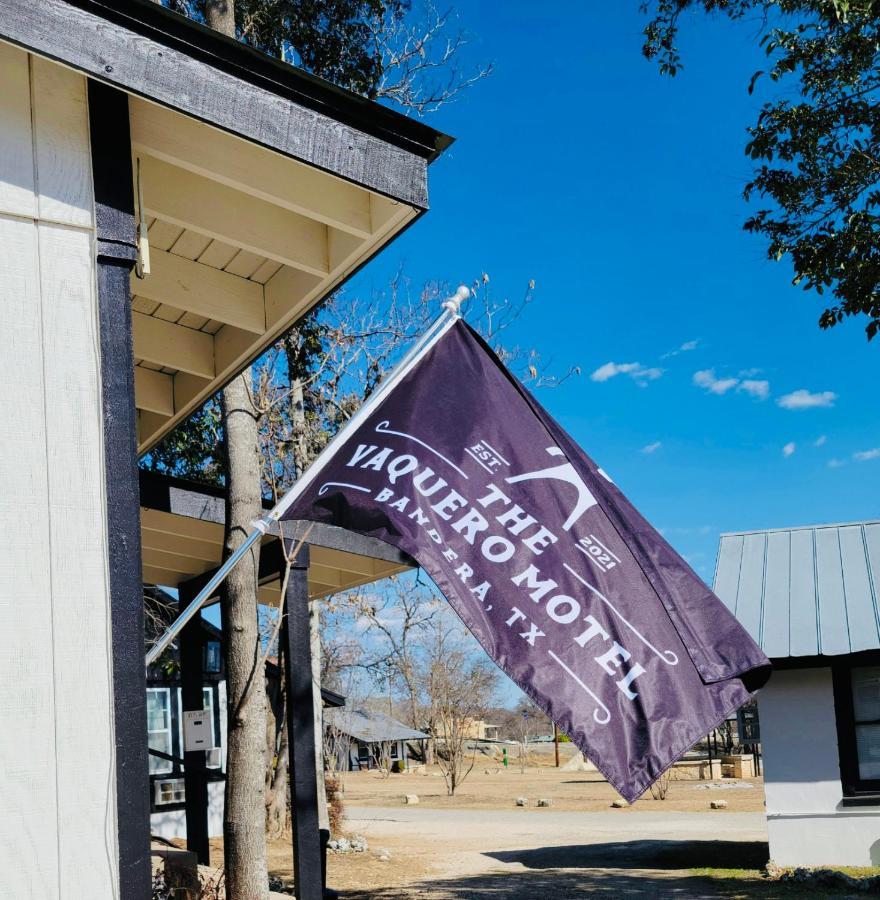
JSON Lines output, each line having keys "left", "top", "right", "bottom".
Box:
{"left": 178, "top": 583, "right": 211, "bottom": 865}
{"left": 89, "top": 79, "right": 152, "bottom": 899}
{"left": 280, "top": 543, "right": 324, "bottom": 900}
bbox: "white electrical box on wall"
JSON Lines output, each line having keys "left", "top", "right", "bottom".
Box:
{"left": 183, "top": 710, "right": 214, "bottom": 752}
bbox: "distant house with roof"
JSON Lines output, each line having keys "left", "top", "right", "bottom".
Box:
{"left": 146, "top": 609, "right": 347, "bottom": 841}
{"left": 715, "top": 520, "right": 880, "bottom": 867}
{"left": 325, "top": 707, "right": 427, "bottom": 771}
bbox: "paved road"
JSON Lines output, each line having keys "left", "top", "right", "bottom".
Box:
{"left": 342, "top": 806, "right": 773, "bottom": 899}
{"left": 348, "top": 805, "right": 767, "bottom": 841}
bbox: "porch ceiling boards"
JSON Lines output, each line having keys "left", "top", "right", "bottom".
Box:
{"left": 0, "top": 0, "right": 450, "bottom": 457}
{"left": 139, "top": 472, "right": 413, "bottom": 602}
{"left": 129, "top": 97, "right": 418, "bottom": 453}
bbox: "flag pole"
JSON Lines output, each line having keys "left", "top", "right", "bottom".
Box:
{"left": 145, "top": 285, "right": 470, "bottom": 668}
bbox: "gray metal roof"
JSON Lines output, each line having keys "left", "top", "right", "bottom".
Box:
{"left": 713, "top": 520, "right": 880, "bottom": 659}
{"left": 324, "top": 708, "right": 428, "bottom": 744}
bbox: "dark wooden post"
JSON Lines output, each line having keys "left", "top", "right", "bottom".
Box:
{"left": 178, "top": 583, "right": 211, "bottom": 865}
{"left": 89, "top": 79, "right": 151, "bottom": 899}
{"left": 280, "top": 542, "right": 324, "bottom": 900}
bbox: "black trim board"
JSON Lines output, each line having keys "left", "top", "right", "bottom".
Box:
{"left": 831, "top": 656, "right": 880, "bottom": 800}
{"left": 178, "top": 585, "right": 211, "bottom": 865}
{"left": 0, "top": 0, "right": 452, "bottom": 207}
{"left": 280, "top": 543, "right": 324, "bottom": 899}
{"left": 90, "top": 80, "right": 152, "bottom": 899}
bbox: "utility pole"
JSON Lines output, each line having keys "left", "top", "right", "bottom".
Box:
{"left": 553, "top": 722, "right": 560, "bottom": 768}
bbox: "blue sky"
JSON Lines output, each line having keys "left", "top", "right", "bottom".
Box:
{"left": 349, "top": 1, "right": 878, "bottom": 583}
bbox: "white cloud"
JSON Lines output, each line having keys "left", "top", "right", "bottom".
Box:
{"left": 591, "top": 361, "right": 663, "bottom": 386}
{"left": 814, "top": 435, "right": 827, "bottom": 447}
{"left": 777, "top": 389, "right": 837, "bottom": 410}
{"left": 782, "top": 442, "right": 796, "bottom": 458}
{"left": 854, "top": 448, "right": 880, "bottom": 462}
{"left": 828, "top": 458, "right": 846, "bottom": 469}
{"left": 641, "top": 441, "right": 662, "bottom": 454}
{"left": 738, "top": 379, "right": 770, "bottom": 401}
{"left": 738, "top": 367, "right": 763, "bottom": 378}
{"left": 662, "top": 339, "right": 700, "bottom": 359}
{"left": 693, "top": 369, "right": 739, "bottom": 395}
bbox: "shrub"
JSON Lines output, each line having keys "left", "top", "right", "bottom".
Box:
{"left": 326, "top": 774, "right": 345, "bottom": 836}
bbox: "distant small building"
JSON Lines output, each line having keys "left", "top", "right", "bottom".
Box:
{"left": 325, "top": 708, "right": 427, "bottom": 771}
{"left": 715, "top": 520, "right": 880, "bottom": 867}
{"left": 461, "top": 718, "right": 501, "bottom": 742}
{"left": 147, "top": 609, "right": 347, "bottom": 841}
{"left": 146, "top": 606, "right": 227, "bottom": 841}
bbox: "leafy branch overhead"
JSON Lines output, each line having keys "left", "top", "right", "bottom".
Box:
{"left": 166, "top": 0, "right": 492, "bottom": 114}
{"left": 642, "top": 0, "right": 880, "bottom": 339}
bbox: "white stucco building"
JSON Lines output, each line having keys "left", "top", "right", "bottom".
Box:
{"left": 715, "top": 520, "right": 880, "bottom": 867}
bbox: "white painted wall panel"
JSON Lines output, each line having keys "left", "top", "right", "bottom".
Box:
{"left": 151, "top": 782, "right": 225, "bottom": 840}
{"left": 761, "top": 668, "right": 880, "bottom": 866}
{"left": 0, "top": 44, "right": 36, "bottom": 218}
{"left": 39, "top": 222, "right": 116, "bottom": 897}
{"left": 0, "top": 213, "right": 59, "bottom": 900}
{"left": 30, "top": 56, "right": 93, "bottom": 228}
{"left": 761, "top": 669, "right": 842, "bottom": 816}
{"left": 0, "top": 48, "right": 119, "bottom": 898}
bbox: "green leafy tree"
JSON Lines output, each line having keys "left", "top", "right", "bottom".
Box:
{"left": 642, "top": 0, "right": 880, "bottom": 339}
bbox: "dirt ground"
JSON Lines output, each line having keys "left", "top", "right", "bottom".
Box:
{"left": 264, "top": 761, "right": 777, "bottom": 897}
{"left": 194, "top": 763, "right": 876, "bottom": 897}
{"left": 336, "top": 756, "right": 768, "bottom": 815}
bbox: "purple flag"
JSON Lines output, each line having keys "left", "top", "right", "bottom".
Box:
{"left": 280, "top": 320, "right": 770, "bottom": 801}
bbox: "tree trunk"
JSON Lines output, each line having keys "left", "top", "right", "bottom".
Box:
{"left": 286, "top": 353, "right": 329, "bottom": 833}
{"left": 205, "top": 0, "right": 236, "bottom": 36}
{"left": 310, "top": 599, "right": 330, "bottom": 831}
{"left": 221, "top": 368, "right": 269, "bottom": 900}
{"left": 266, "top": 716, "right": 290, "bottom": 838}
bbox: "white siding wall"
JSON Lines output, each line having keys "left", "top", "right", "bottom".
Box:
{"left": 0, "top": 44, "right": 118, "bottom": 898}
{"left": 150, "top": 782, "right": 225, "bottom": 841}
{"left": 761, "top": 668, "right": 880, "bottom": 866}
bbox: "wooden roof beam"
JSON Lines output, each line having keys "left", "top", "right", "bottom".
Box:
{"left": 139, "top": 155, "right": 330, "bottom": 276}
{"left": 130, "top": 98, "right": 374, "bottom": 240}
{"left": 134, "top": 367, "right": 174, "bottom": 416}
{"left": 140, "top": 529, "right": 222, "bottom": 565}
{"left": 140, "top": 508, "right": 224, "bottom": 542}
{"left": 133, "top": 311, "right": 215, "bottom": 378}
{"left": 143, "top": 565, "right": 185, "bottom": 588}
{"left": 133, "top": 248, "right": 266, "bottom": 334}
{"left": 142, "top": 547, "right": 208, "bottom": 577}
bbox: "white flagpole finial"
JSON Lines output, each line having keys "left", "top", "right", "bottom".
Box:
{"left": 442, "top": 285, "right": 470, "bottom": 317}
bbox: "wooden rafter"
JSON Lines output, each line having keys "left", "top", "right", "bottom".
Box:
{"left": 133, "top": 248, "right": 265, "bottom": 334}
{"left": 133, "top": 311, "right": 214, "bottom": 377}
{"left": 138, "top": 155, "right": 329, "bottom": 276}
{"left": 130, "top": 97, "right": 374, "bottom": 239}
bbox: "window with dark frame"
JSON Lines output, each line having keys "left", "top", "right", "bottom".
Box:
{"left": 833, "top": 664, "right": 880, "bottom": 799}
{"left": 203, "top": 640, "right": 221, "bottom": 674}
